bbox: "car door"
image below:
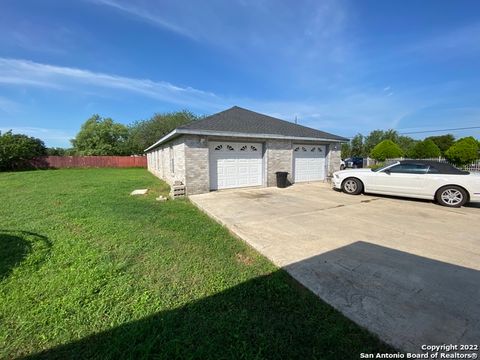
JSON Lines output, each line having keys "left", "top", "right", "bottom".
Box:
{"left": 371, "top": 163, "right": 429, "bottom": 196}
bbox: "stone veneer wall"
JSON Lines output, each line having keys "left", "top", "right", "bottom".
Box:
{"left": 184, "top": 135, "right": 210, "bottom": 195}
{"left": 265, "top": 139, "right": 293, "bottom": 186}
{"left": 326, "top": 143, "right": 342, "bottom": 177}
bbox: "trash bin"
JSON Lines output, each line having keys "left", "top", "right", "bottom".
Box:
{"left": 275, "top": 171, "right": 288, "bottom": 188}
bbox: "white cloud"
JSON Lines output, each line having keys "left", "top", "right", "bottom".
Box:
{"left": 0, "top": 58, "right": 223, "bottom": 110}
{"left": 0, "top": 57, "right": 455, "bottom": 139}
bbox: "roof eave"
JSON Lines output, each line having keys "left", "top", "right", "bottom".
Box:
{"left": 144, "top": 129, "right": 179, "bottom": 152}
{"left": 145, "top": 128, "right": 347, "bottom": 152}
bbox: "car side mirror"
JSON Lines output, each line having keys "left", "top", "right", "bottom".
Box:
{"left": 384, "top": 169, "right": 391, "bottom": 174}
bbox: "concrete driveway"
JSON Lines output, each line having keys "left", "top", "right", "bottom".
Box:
{"left": 190, "top": 183, "right": 480, "bottom": 352}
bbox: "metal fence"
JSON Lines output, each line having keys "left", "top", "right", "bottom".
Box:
{"left": 366, "top": 157, "right": 480, "bottom": 172}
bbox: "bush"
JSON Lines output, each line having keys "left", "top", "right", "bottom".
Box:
{"left": 0, "top": 130, "right": 47, "bottom": 171}
{"left": 445, "top": 137, "right": 479, "bottom": 166}
{"left": 369, "top": 140, "right": 403, "bottom": 161}
{"left": 410, "top": 139, "right": 441, "bottom": 159}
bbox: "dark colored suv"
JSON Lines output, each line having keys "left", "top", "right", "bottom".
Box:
{"left": 341, "top": 157, "right": 364, "bottom": 169}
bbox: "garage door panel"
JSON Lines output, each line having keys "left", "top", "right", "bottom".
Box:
{"left": 294, "top": 144, "right": 326, "bottom": 182}
{"left": 210, "top": 142, "right": 263, "bottom": 190}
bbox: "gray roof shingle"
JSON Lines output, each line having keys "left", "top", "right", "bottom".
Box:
{"left": 178, "top": 106, "right": 348, "bottom": 141}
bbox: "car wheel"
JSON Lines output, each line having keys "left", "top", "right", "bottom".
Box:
{"left": 342, "top": 178, "right": 363, "bottom": 195}
{"left": 340, "top": 164, "right": 346, "bottom": 170}
{"left": 436, "top": 186, "right": 468, "bottom": 207}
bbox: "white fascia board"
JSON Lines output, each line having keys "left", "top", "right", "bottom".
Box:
{"left": 177, "top": 129, "right": 347, "bottom": 143}
{"left": 144, "top": 128, "right": 347, "bottom": 152}
{"left": 144, "top": 129, "right": 178, "bottom": 152}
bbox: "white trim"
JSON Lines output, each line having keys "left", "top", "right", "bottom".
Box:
{"left": 144, "top": 129, "right": 178, "bottom": 152}
{"left": 144, "top": 128, "right": 346, "bottom": 152}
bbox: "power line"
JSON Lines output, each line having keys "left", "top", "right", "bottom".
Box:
{"left": 399, "top": 126, "right": 480, "bottom": 135}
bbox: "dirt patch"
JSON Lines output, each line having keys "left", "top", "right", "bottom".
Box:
{"left": 235, "top": 253, "right": 254, "bottom": 266}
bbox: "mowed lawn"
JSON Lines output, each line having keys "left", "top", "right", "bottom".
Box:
{"left": 0, "top": 168, "right": 391, "bottom": 359}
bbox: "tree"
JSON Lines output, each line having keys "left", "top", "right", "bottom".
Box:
{"left": 445, "top": 137, "right": 479, "bottom": 166}
{"left": 350, "top": 134, "right": 364, "bottom": 157}
{"left": 397, "top": 136, "right": 418, "bottom": 157}
{"left": 426, "top": 134, "right": 455, "bottom": 155}
{"left": 370, "top": 140, "right": 403, "bottom": 161}
{"left": 409, "top": 139, "right": 441, "bottom": 159}
{"left": 341, "top": 142, "right": 351, "bottom": 159}
{"left": 364, "top": 129, "right": 399, "bottom": 156}
{"left": 127, "top": 110, "right": 199, "bottom": 154}
{"left": 47, "top": 147, "right": 67, "bottom": 156}
{"left": 71, "top": 115, "right": 129, "bottom": 155}
{"left": 0, "top": 130, "right": 47, "bottom": 170}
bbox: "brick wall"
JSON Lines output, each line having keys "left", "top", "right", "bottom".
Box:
{"left": 147, "top": 137, "right": 186, "bottom": 187}
{"left": 265, "top": 139, "right": 293, "bottom": 186}
{"left": 147, "top": 135, "right": 343, "bottom": 195}
{"left": 184, "top": 135, "right": 210, "bottom": 195}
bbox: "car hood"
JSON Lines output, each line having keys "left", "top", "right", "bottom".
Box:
{"left": 336, "top": 168, "right": 372, "bottom": 175}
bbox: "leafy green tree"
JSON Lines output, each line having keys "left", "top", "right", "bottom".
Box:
{"left": 425, "top": 134, "right": 455, "bottom": 155}
{"left": 397, "top": 136, "right": 418, "bottom": 157}
{"left": 46, "top": 147, "right": 67, "bottom": 156}
{"left": 127, "top": 110, "right": 199, "bottom": 154}
{"left": 350, "top": 134, "right": 364, "bottom": 157}
{"left": 341, "top": 142, "right": 351, "bottom": 159}
{"left": 71, "top": 115, "right": 129, "bottom": 155}
{"left": 370, "top": 140, "right": 403, "bottom": 161}
{"left": 409, "top": 139, "right": 441, "bottom": 159}
{"left": 445, "top": 137, "right": 479, "bottom": 166}
{"left": 0, "top": 130, "right": 47, "bottom": 170}
{"left": 364, "top": 129, "right": 399, "bottom": 156}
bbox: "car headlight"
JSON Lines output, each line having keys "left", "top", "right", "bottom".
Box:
{"left": 334, "top": 174, "right": 339, "bottom": 179}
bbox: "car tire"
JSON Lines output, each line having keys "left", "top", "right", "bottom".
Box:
{"left": 436, "top": 186, "right": 468, "bottom": 207}
{"left": 340, "top": 164, "right": 346, "bottom": 170}
{"left": 342, "top": 177, "right": 363, "bottom": 195}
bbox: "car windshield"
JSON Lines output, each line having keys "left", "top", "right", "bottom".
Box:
{"left": 371, "top": 163, "right": 396, "bottom": 172}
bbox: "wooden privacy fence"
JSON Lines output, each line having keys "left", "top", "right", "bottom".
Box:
{"left": 30, "top": 156, "right": 147, "bottom": 169}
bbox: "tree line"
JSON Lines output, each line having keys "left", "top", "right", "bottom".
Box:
{"left": 1, "top": 115, "right": 479, "bottom": 171}
{"left": 342, "top": 130, "right": 480, "bottom": 166}
{"left": 0, "top": 110, "right": 200, "bottom": 170}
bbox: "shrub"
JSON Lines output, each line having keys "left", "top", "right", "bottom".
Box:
{"left": 0, "top": 130, "right": 47, "bottom": 171}
{"left": 410, "top": 139, "right": 441, "bottom": 159}
{"left": 444, "top": 137, "right": 479, "bottom": 166}
{"left": 369, "top": 140, "right": 403, "bottom": 161}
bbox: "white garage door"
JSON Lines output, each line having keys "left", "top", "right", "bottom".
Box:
{"left": 209, "top": 142, "right": 263, "bottom": 190}
{"left": 293, "top": 144, "right": 326, "bottom": 182}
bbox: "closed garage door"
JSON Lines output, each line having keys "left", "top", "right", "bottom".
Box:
{"left": 293, "top": 144, "right": 326, "bottom": 182}
{"left": 209, "top": 142, "right": 263, "bottom": 190}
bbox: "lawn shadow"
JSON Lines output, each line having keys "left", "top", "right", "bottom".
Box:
{"left": 19, "top": 242, "right": 480, "bottom": 359}
{"left": 22, "top": 269, "right": 392, "bottom": 360}
{"left": 0, "top": 230, "right": 51, "bottom": 279}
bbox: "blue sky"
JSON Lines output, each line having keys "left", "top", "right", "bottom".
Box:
{"left": 0, "top": 0, "right": 479, "bottom": 147}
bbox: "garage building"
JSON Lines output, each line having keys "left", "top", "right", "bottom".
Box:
{"left": 145, "top": 106, "right": 347, "bottom": 195}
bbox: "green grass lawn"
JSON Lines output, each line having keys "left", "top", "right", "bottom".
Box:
{"left": 0, "top": 168, "right": 391, "bottom": 359}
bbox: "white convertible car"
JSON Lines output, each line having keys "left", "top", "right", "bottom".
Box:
{"left": 332, "top": 160, "right": 480, "bottom": 207}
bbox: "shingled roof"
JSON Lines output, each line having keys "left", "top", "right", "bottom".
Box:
{"left": 145, "top": 106, "right": 348, "bottom": 151}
